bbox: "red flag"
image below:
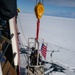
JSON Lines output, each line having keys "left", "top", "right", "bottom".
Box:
{"left": 41, "top": 43, "right": 47, "bottom": 59}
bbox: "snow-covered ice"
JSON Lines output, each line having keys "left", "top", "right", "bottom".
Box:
{"left": 18, "top": 13, "right": 75, "bottom": 75}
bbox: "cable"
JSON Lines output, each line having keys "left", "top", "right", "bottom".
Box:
{"left": 42, "top": 0, "right": 44, "bottom": 5}
{"left": 36, "top": 0, "right": 44, "bottom": 4}
{"left": 18, "top": 36, "right": 24, "bottom": 48}
{"left": 17, "top": 15, "right": 28, "bottom": 45}
{"left": 36, "top": 0, "right": 38, "bottom": 4}
{"left": 48, "top": 42, "right": 75, "bottom": 52}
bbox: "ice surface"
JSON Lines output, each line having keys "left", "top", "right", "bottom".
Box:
{"left": 18, "top": 13, "right": 75, "bottom": 75}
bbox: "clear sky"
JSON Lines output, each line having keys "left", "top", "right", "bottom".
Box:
{"left": 17, "top": 0, "right": 75, "bottom": 18}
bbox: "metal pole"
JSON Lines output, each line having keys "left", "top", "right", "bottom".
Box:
{"left": 36, "top": 40, "right": 39, "bottom": 66}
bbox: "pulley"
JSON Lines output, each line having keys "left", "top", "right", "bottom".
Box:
{"left": 34, "top": 2, "right": 44, "bottom": 19}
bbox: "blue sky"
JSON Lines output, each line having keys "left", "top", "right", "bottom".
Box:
{"left": 17, "top": 0, "right": 75, "bottom": 18}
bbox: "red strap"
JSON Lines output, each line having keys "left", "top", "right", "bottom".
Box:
{"left": 36, "top": 19, "right": 40, "bottom": 40}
